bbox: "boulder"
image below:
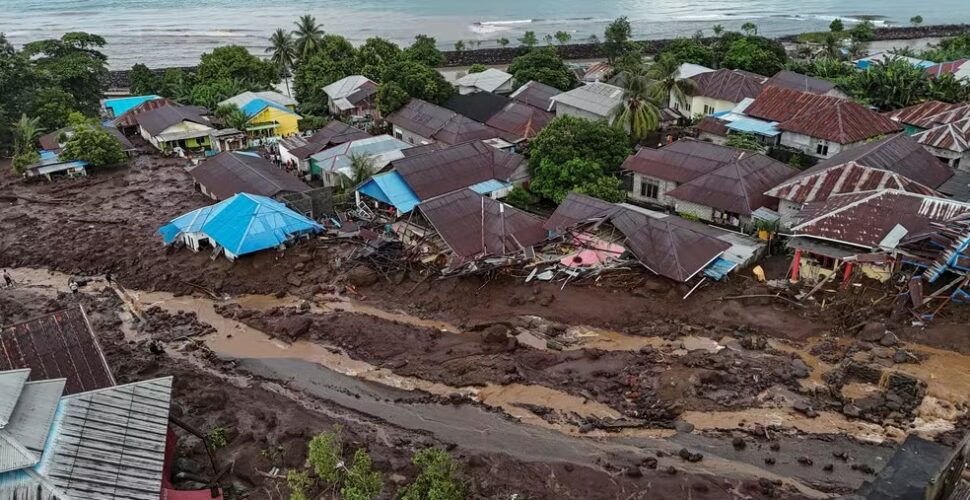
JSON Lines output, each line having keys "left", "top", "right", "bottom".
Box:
{"left": 879, "top": 332, "right": 899, "bottom": 347}
{"left": 347, "top": 266, "right": 379, "bottom": 287}
{"left": 858, "top": 322, "right": 887, "bottom": 342}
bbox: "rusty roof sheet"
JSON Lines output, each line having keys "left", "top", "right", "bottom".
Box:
{"left": 909, "top": 103, "right": 970, "bottom": 129}
{"left": 0, "top": 306, "right": 114, "bottom": 395}
{"left": 509, "top": 81, "right": 559, "bottom": 111}
{"left": 418, "top": 189, "right": 547, "bottom": 263}
{"left": 666, "top": 154, "right": 797, "bottom": 216}
{"left": 543, "top": 192, "right": 621, "bottom": 233}
{"left": 689, "top": 68, "right": 766, "bottom": 103}
{"left": 393, "top": 140, "right": 524, "bottom": 200}
{"left": 386, "top": 99, "right": 456, "bottom": 140}
{"left": 882, "top": 100, "right": 961, "bottom": 127}
{"left": 792, "top": 190, "right": 970, "bottom": 249}
{"left": 112, "top": 97, "right": 178, "bottom": 128}
{"left": 765, "top": 70, "right": 839, "bottom": 95}
{"left": 620, "top": 139, "right": 746, "bottom": 184}
{"left": 190, "top": 151, "right": 310, "bottom": 200}
{"left": 912, "top": 118, "right": 970, "bottom": 153}
{"left": 745, "top": 86, "right": 901, "bottom": 143}
{"left": 766, "top": 162, "right": 939, "bottom": 204}
{"left": 694, "top": 116, "right": 729, "bottom": 137}
{"left": 926, "top": 58, "right": 969, "bottom": 76}
{"left": 611, "top": 209, "right": 730, "bottom": 282}
{"left": 485, "top": 101, "right": 554, "bottom": 141}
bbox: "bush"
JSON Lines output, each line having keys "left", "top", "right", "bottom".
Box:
{"left": 60, "top": 124, "right": 126, "bottom": 167}
{"left": 340, "top": 449, "right": 383, "bottom": 500}
{"left": 299, "top": 114, "right": 330, "bottom": 132}
{"left": 308, "top": 425, "right": 344, "bottom": 486}
{"left": 287, "top": 470, "right": 312, "bottom": 500}
{"left": 829, "top": 19, "right": 844, "bottom": 33}
{"left": 12, "top": 149, "right": 39, "bottom": 174}
{"left": 399, "top": 449, "right": 466, "bottom": 500}
{"left": 503, "top": 186, "right": 534, "bottom": 209}
{"left": 208, "top": 427, "right": 228, "bottom": 449}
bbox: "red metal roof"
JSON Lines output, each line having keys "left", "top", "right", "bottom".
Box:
{"left": 926, "top": 58, "right": 969, "bottom": 77}
{"left": 485, "top": 101, "right": 554, "bottom": 141}
{"left": 745, "top": 86, "right": 901, "bottom": 144}
{"left": 112, "top": 97, "right": 177, "bottom": 128}
{"left": 393, "top": 140, "right": 524, "bottom": 200}
{"left": 767, "top": 162, "right": 939, "bottom": 204}
{"left": 665, "top": 154, "right": 797, "bottom": 216}
{"left": 792, "top": 190, "right": 970, "bottom": 249}
{"left": 694, "top": 116, "right": 729, "bottom": 137}
{"left": 689, "top": 68, "right": 767, "bottom": 103}
{"left": 620, "top": 139, "right": 746, "bottom": 184}
{"left": 913, "top": 117, "right": 970, "bottom": 153}
{"left": 882, "top": 100, "right": 960, "bottom": 127}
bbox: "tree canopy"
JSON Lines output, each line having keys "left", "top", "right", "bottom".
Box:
{"left": 197, "top": 45, "right": 277, "bottom": 89}
{"left": 378, "top": 59, "right": 453, "bottom": 109}
{"left": 658, "top": 38, "right": 716, "bottom": 67}
{"left": 403, "top": 34, "right": 443, "bottom": 67}
{"left": 720, "top": 36, "right": 788, "bottom": 76}
{"left": 603, "top": 17, "right": 634, "bottom": 64}
{"left": 508, "top": 47, "right": 577, "bottom": 90}
{"left": 529, "top": 115, "right": 632, "bottom": 174}
{"left": 531, "top": 157, "right": 626, "bottom": 204}
{"left": 61, "top": 115, "right": 125, "bottom": 167}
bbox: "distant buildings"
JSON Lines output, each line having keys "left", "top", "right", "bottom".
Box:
{"left": 323, "top": 75, "right": 379, "bottom": 118}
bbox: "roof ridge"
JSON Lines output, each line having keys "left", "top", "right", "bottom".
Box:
{"left": 793, "top": 189, "right": 910, "bottom": 230}
{"left": 60, "top": 375, "right": 173, "bottom": 401}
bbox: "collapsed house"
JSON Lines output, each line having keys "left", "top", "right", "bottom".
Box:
{"left": 159, "top": 193, "right": 323, "bottom": 260}
{"left": 278, "top": 121, "right": 371, "bottom": 174}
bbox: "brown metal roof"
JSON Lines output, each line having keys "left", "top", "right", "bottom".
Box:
{"left": 792, "top": 190, "right": 970, "bottom": 249}
{"left": 135, "top": 104, "right": 211, "bottom": 136}
{"left": 689, "top": 68, "right": 766, "bottom": 103}
{"left": 909, "top": 103, "right": 970, "bottom": 129}
{"left": 543, "top": 191, "right": 620, "bottom": 233}
{"left": 765, "top": 70, "right": 839, "bottom": 95}
{"left": 0, "top": 306, "right": 114, "bottom": 395}
{"left": 442, "top": 92, "right": 510, "bottom": 123}
{"left": 112, "top": 97, "right": 177, "bottom": 128}
{"left": 400, "top": 142, "right": 446, "bottom": 158}
{"left": 913, "top": 118, "right": 970, "bottom": 153}
{"left": 745, "top": 86, "right": 901, "bottom": 144}
{"left": 882, "top": 100, "right": 961, "bottom": 128}
{"left": 485, "top": 101, "right": 554, "bottom": 141}
{"left": 694, "top": 116, "right": 730, "bottom": 137}
{"left": 611, "top": 208, "right": 730, "bottom": 282}
{"left": 386, "top": 99, "right": 456, "bottom": 140}
{"left": 287, "top": 121, "right": 371, "bottom": 160}
{"left": 767, "top": 162, "right": 939, "bottom": 205}
{"left": 418, "top": 189, "right": 547, "bottom": 263}
{"left": 665, "top": 154, "right": 797, "bottom": 216}
{"left": 509, "top": 80, "right": 559, "bottom": 111}
{"left": 393, "top": 140, "right": 524, "bottom": 199}
{"left": 189, "top": 151, "right": 310, "bottom": 200}
{"left": 620, "top": 139, "right": 746, "bottom": 184}
{"left": 434, "top": 114, "right": 504, "bottom": 146}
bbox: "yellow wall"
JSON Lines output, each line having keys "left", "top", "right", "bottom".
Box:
{"left": 798, "top": 257, "right": 891, "bottom": 283}
{"left": 250, "top": 106, "right": 300, "bottom": 137}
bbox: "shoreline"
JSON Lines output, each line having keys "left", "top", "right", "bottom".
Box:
{"left": 102, "top": 23, "right": 970, "bottom": 91}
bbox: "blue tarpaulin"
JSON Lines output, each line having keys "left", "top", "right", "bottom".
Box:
{"left": 357, "top": 172, "right": 421, "bottom": 213}
{"left": 469, "top": 179, "right": 511, "bottom": 195}
{"left": 159, "top": 193, "right": 322, "bottom": 258}
{"left": 726, "top": 118, "right": 780, "bottom": 136}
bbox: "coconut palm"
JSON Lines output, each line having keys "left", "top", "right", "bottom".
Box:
{"left": 293, "top": 14, "right": 324, "bottom": 60}
{"left": 741, "top": 22, "right": 758, "bottom": 36}
{"left": 647, "top": 53, "right": 697, "bottom": 109}
{"left": 216, "top": 105, "right": 250, "bottom": 132}
{"left": 12, "top": 114, "right": 43, "bottom": 155}
{"left": 339, "top": 153, "right": 375, "bottom": 189}
{"left": 266, "top": 28, "right": 296, "bottom": 96}
{"left": 610, "top": 66, "right": 662, "bottom": 143}
{"left": 712, "top": 24, "right": 724, "bottom": 37}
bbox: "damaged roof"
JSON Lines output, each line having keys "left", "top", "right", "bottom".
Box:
{"left": 543, "top": 191, "right": 620, "bottom": 234}
{"left": 766, "top": 133, "right": 953, "bottom": 204}
{"left": 620, "top": 139, "right": 747, "bottom": 184}
{"left": 882, "top": 100, "right": 962, "bottom": 128}
{"left": 765, "top": 70, "right": 840, "bottom": 95}
{"left": 418, "top": 189, "right": 547, "bottom": 264}
{"left": 666, "top": 154, "right": 797, "bottom": 216}
{"left": 912, "top": 117, "right": 970, "bottom": 153}
{"left": 792, "top": 190, "right": 970, "bottom": 250}
{"left": 694, "top": 116, "right": 730, "bottom": 137}
{"left": 393, "top": 140, "right": 525, "bottom": 200}
{"left": 0, "top": 306, "right": 114, "bottom": 395}
{"left": 485, "top": 101, "right": 554, "bottom": 141}
{"left": 509, "top": 80, "right": 559, "bottom": 111}
{"left": 745, "top": 86, "right": 901, "bottom": 144}
{"left": 688, "top": 68, "right": 767, "bottom": 103}
{"left": 284, "top": 121, "right": 371, "bottom": 160}
{"left": 190, "top": 151, "right": 310, "bottom": 200}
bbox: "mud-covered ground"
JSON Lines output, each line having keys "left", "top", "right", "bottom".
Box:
{"left": 1, "top": 148, "right": 968, "bottom": 499}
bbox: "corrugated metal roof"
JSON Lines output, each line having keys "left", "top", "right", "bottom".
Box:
{"left": 745, "top": 86, "right": 901, "bottom": 144}
{"left": 509, "top": 81, "right": 559, "bottom": 112}
{"left": 694, "top": 116, "right": 729, "bottom": 137}
{"left": 666, "top": 154, "right": 796, "bottom": 216}
{"left": 323, "top": 76, "right": 377, "bottom": 100}
{"left": 393, "top": 140, "right": 525, "bottom": 200}
{"left": 310, "top": 135, "right": 411, "bottom": 176}
{"left": 219, "top": 91, "right": 296, "bottom": 109}
{"left": 767, "top": 161, "right": 939, "bottom": 204}
{"left": 435, "top": 115, "right": 503, "bottom": 146}
{"left": 240, "top": 98, "right": 298, "bottom": 119}
{"left": 0, "top": 307, "right": 114, "bottom": 396}
{"left": 4, "top": 380, "right": 65, "bottom": 455}
{"left": 135, "top": 104, "right": 212, "bottom": 137}
{"left": 939, "top": 169, "right": 970, "bottom": 202}
{"left": 765, "top": 70, "right": 838, "bottom": 95}
{"left": 485, "top": 102, "right": 553, "bottom": 141}
{"left": 725, "top": 117, "right": 780, "bottom": 136}
{"left": 620, "top": 139, "right": 746, "bottom": 184}
{"left": 112, "top": 98, "right": 178, "bottom": 128}
{"left": 913, "top": 118, "right": 970, "bottom": 153}
{"left": 456, "top": 69, "right": 513, "bottom": 93}
{"left": 357, "top": 171, "right": 421, "bottom": 213}
{"left": 0, "top": 369, "right": 30, "bottom": 427}
{"left": 688, "top": 69, "right": 766, "bottom": 103}
{"left": 190, "top": 151, "right": 310, "bottom": 200}
{"left": 442, "top": 92, "right": 509, "bottom": 123}
{"left": 286, "top": 122, "right": 371, "bottom": 160}
{"left": 0, "top": 468, "right": 59, "bottom": 500}
{"left": 550, "top": 82, "right": 623, "bottom": 117}
{"left": 882, "top": 100, "right": 961, "bottom": 128}
{"left": 543, "top": 192, "right": 619, "bottom": 234}
{"left": 801, "top": 133, "right": 953, "bottom": 188}
{"left": 926, "top": 58, "right": 969, "bottom": 76}
{"left": 103, "top": 95, "right": 161, "bottom": 117}
{"left": 386, "top": 99, "right": 457, "bottom": 140}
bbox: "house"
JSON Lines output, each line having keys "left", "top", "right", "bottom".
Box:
{"left": 926, "top": 58, "right": 970, "bottom": 81}
{"left": 676, "top": 63, "right": 715, "bottom": 80}
{"left": 102, "top": 94, "right": 161, "bottom": 118}
{"left": 238, "top": 98, "right": 302, "bottom": 145}
{"left": 111, "top": 97, "right": 177, "bottom": 133}
{"left": 912, "top": 117, "right": 970, "bottom": 169}
{"left": 442, "top": 92, "right": 510, "bottom": 123}
{"left": 550, "top": 82, "right": 623, "bottom": 123}
{"left": 455, "top": 68, "right": 514, "bottom": 95}
{"left": 219, "top": 90, "right": 297, "bottom": 111}
{"left": 357, "top": 140, "right": 528, "bottom": 213}
{"left": 135, "top": 104, "right": 215, "bottom": 153}
{"left": 854, "top": 52, "right": 936, "bottom": 70}
{"left": 323, "top": 75, "right": 379, "bottom": 118}
{"left": 38, "top": 124, "right": 136, "bottom": 156}
{"left": 694, "top": 116, "right": 731, "bottom": 143}
{"left": 22, "top": 151, "right": 89, "bottom": 181}
{"left": 580, "top": 62, "right": 612, "bottom": 83}
{"left": 189, "top": 151, "right": 310, "bottom": 201}
{"left": 308, "top": 135, "right": 412, "bottom": 187}
{"left": 672, "top": 68, "right": 767, "bottom": 117}
{"left": 743, "top": 86, "right": 902, "bottom": 159}
{"left": 160, "top": 193, "right": 323, "bottom": 260}
{"left": 486, "top": 101, "right": 554, "bottom": 143}
{"left": 883, "top": 100, "right": 967, "bottom": 135}
{"left": 509, "top": 80, "right": 559, "bottom": 111}
{"left": 386, "top": 99, "right": 503, "bottom": 146}
{"left": 788, "top": 190, "right": 970, "bottom": 282}
{"left": 278, "top": 121, "right": 371, "bottom": 173}
{"left": 765, "top": 133, "right": 956, "bottom": 228}
{"left": 765, "top": 70, "right": 849, "bottom": 99}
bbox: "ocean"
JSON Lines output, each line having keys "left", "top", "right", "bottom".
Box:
{"left": 1, "top": 0, "right": 967, "bottom": 69}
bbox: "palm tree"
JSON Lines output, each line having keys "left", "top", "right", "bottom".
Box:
{"left": 646, "top": 53, "right": 697, "bottom": 110}
{"left": 293, "top": 14, "right": 324, "bottom": 60}
{"left": 340, "top": 153, "right": 375, "bottom": 189}
{"left": 712, "top": 24, "right": 724, "bottom": 37}
{"left": 610, "top": 66, "right": 662, "bottom": 143}
{"left": 216, "top": 105, "right": 250, "bottom": 132}
{"left": 543, "top": 33, "right": 554, "bottom": 46}
{"left": 555, "top": 31, "right": 572, "bottom": 45}
{"left": 497, "top": 37, "right": 510, "bottom": 48}
{"left": 12, "top": 114, "right": 43, "bottom": 155}
{"left": 741, "top": 22, "right": 758, "bottom": 36}
{"left": 266, "top": 28, "right": 296, "bottom": 97}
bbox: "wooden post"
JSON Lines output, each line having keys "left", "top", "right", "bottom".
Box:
{"left": 790, "top": 249, "right": 802, "bottom": 282}
{"left": 841, "top": 262, "right": 854, "bottom": 288}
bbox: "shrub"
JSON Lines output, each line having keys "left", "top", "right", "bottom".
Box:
{"left": 308, "top": 425, "right": 344, "bottom": 486}
{"left": 340, "top": 449, "right": 383, "bottom": 500}
{"left": 399, "top": 449, "right": 466, "bottom": 500}
{"left": 287, "top": 470, "right": 312, "bottom": 500}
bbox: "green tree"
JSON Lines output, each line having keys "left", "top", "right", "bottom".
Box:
{"left": 543, "top": 33, "right": 554, "bottom": 46}
{"left": 927, "top": 72, "right": 970, "bottom": 103}
{"left": 399, "top": 449, "right": 466, "bottom": 500}
{"left": 822, "top": 32, "right": 842, "bottom": 59}
{"left": 293, "top": 14, "right": 325, "bottom": 60}
{"left": 849, "top": 21, "right": 875, "bottom": 42}
{"left": 725, "top": 132, "right": 766, "bottom": 153}
{"left": 497, "top": 37, "right": 510, "bottom": 48}
{"left": 380, "top": 59, "right": 454, "bottom": 104}
{"left": 22, "top": 32, "right": 108, "bottom": 116}
{"left": 519, "top": 31, "right": 539, "bottom": 48}
{"left": 467, "top": 64, "right": 487, "bottom": 73}
{"left": 503, "top": 186, "right": 534, "bottom": 209}
{"left": 267, "top": 28, "right": 296, "bottom": 97}
{"left": 376, "top": 82, "right": 411, "bottom": 115}
{"left": 532, "top": 157, "right": 625, "bottom": 203}
{"left": 11, "top": 114, "right": 42, "bottom": 156}
{"left": 508, "top": 47, "right": 576, "bottom": 90}
{"left": 848, "top": 56, "right": 929, "bottom": 109}
{"left": 61, "top": 122, "right": 125, "bottom": 167}
{"left": 648, "top": 53, "right": 698, "bottom": 110}
{"left": 339, "top": 153, "right": 375, "bottom": 189}
{"left": 712, "top": 24, "right": 725, "bottom": 37}
{"left": 921, "top": 34, "right": 970, "bottom": 62}
{"left": 910, "top": 15, "right": 923, "bottom": 26}
{"left": 404, "top": 34, "right": 443, "bottom": 67}
{"left": 529, "top": 115, "right": 632, "bottom": 174}
{"left": 294, "top": 54, "right": 355, "bottom": 114}
{"left": 318, "top": 34, "right": 356, "bottom": 61}
{"left": 721, "top": 36, "right": 787, "bottom": 76}
{"left": 189, "top": 78, "right": 247, "bottom": 109}
{"left": 603, "top": 17, "right": 633, "bottom": 64}
{"left": 573, "top": 173, "right": 626, "bottom": 202}
{"left": 12, "top": 149, "right": 39, "bottom": 174}
{"left": 129, "top": 63, "right": 162, "bottom": 95}
{"left": 286, "top": 470, "right": 312, "bottom": 500}
{"left": 611, "top": 66, "right": 662, "bottom": 142}
{"left": 31, "top": 87, "right": 77, "bottom": 132}
{"left": 308, "top": 425, "right": 344, "bottom": 487}
{"left": 741, "top": 22, "right": 758, "bottom": 36}
{"left": 454, "top": 40, "right": 466, "bottom": 53}
{"left": 340, "top": 449, "right": 383, "bottom": 500}
{"left": 555, "top": 31, "right": 572, "bottom": 45}
{"left": 0, "top": 34, "right": 36, "bottom": 153}
{"left": 830, "top": 19, "right": 844, "bottom": 32}
{"left": 159, "top": 68, "right": 196, "bottom": 101}
{"left": 215, "top": 104, "right": 250, "bottom": 131}
{"left": 197, "top": 45, "right": 277, "bottom": 88}
{"left": 354, "top": 37, "right": 401, "bottom": 80}
{"left": 659, "top": 37, "right": 716, "bottom": 67}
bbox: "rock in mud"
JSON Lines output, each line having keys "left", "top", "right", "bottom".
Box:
{"left": 275, "top": 316, "right": 313, "bottom": 340}
{"left": 790, "top": 359, "right": 811, "bottom": 378}
{"left": 673, "top": 420, "right": 695, "bottom": 433}
{"left": 642, "top": 457, "right": 658, "bottom": 469}
{"left": 842, "top": 404, "right": 862, "bottom": 418}
{"left": 739, "top": 335, "right": 768, "bottom": 350}
{"left": 480, "top": 324, "right": 509, "bottom": 344}
{"left": 858, "top": 322, "right": 887, "bottom": 342}
{"left": 347, "top": 266, "right": 379, "bottom": 287}
{"left": 764, "top": 457, "right": 776, "bottom": 465}
{"left": 879, "top": 332, "right": 899, "bottom": 347}
{"left": 793, "top": 402, "right": 819, "bottom": 418}
{"left": 625, "top": 467, "right": 643, "bottom": 478}
{"left": 797, "top": 456, "right": 813, "bottom": 466}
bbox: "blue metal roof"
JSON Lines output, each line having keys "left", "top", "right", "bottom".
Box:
{"left": 469, "top": 179, "right": 511, "bottom": 195}
{"left": 103, "top": 95, "right": 160, "bottom": 117}
{"left": 240, "top": 98, "right": 298, "bottom": 119}
{"left": 703, "top": 257, "right": 738, "bottom": 280}
{"left": 726, "top": 117, "right": 780, "bottom": 136}
{"left": 358, "top": 172, "right": 421, "bottom": 213}
{"left": 159, "top": 193, "right": 322, "bottom": 258}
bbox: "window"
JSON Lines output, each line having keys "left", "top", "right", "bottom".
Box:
{"left": 685, "top": 102, "right": 692, "bottom": 113}
{"left": 640, "top": 180, "right": 660, "bottom": 200}
{"left": 703, "top": 104, "right": 715, "bottom": 115}
{"left": 394, "top": 131, "right": 403, "bottom": 140}
{"left": 815, "top": 141, "right": 829, "bottom": 156}
{"left": 673, "top": 102, "right": 680, "bottom": 111}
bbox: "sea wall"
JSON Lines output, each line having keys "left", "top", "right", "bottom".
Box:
{"left": 104, "top": 24, "right": 970, "bottom": 90}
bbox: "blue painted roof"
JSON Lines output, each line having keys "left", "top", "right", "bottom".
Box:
{"left": 703, "top": 257, "right": 738, "bottom": 280}
{"left": 469, "top": 179, "right": 511, "bottom": 195}
{"left": 240, "top": 98, "right": 299, "bottom": 119}
{"left": 357, "top": 172, "right": 421, "bottom": 213}
{"left": 726, "top": 117, "right": 780, "bottom": 136}
{"left": 159, "top": 193, "right": 322, "bottom": 257}
{"left": 103, "top": 95, "right": 160, "bottom": 117}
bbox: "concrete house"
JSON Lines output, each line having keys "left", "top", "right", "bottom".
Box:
{"left": 219, "top": 91, "right": 301, "bottom": 144}
{"left": 549, "top": 82, "right": 623, "bottom": 123}
{"left": 135, "top": 104, "right": 215, "bottom": 153}
{"left": 912, "top": 117, "right": 970, "bottom": 170}
{"left": 386, "top": 99, "right": 503, "bottom": 146}
{"left": 455, "top": 68, "right": 514, "bottom": 95}
{"left": 189, "top": 151, "right": 310, "bottom": 201}
{"left": 323, "top": 75, "right": 379, "bottom": 118}
{"left": 309, "top": 135, "right": 412, "bottom": 187}
{"left": 672, "top": 68, "right": 766, "bottom": 117}
{"left": 764, "top": 70, "right": 849, "bottom": 99}
{"left": 278, "top": 121, "right": 371, "bottom": 173}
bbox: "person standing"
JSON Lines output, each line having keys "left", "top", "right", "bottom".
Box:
{"left": 2, "top": 269, "right": 12, "bottom": 288}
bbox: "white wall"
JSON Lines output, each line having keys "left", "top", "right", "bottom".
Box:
{"left": 674, "top": 199, "right": 749, "bottom": 228}
{"left": 628, "top": 173, "right": 678, "bottom": 207}
{"left": 670, "top": 94, "right": 736, "bottom": 117}
{"left": 780, "top": 132, "right": 848, "bottom": 159}
{"left": 392, "top": 125, "right": 433, "bottom": 146}
{"left": 777, "top": 199, "right": 803, "bottom": 230}
{"left": 555, "top": 102, "right": 610, "bottom": 124}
